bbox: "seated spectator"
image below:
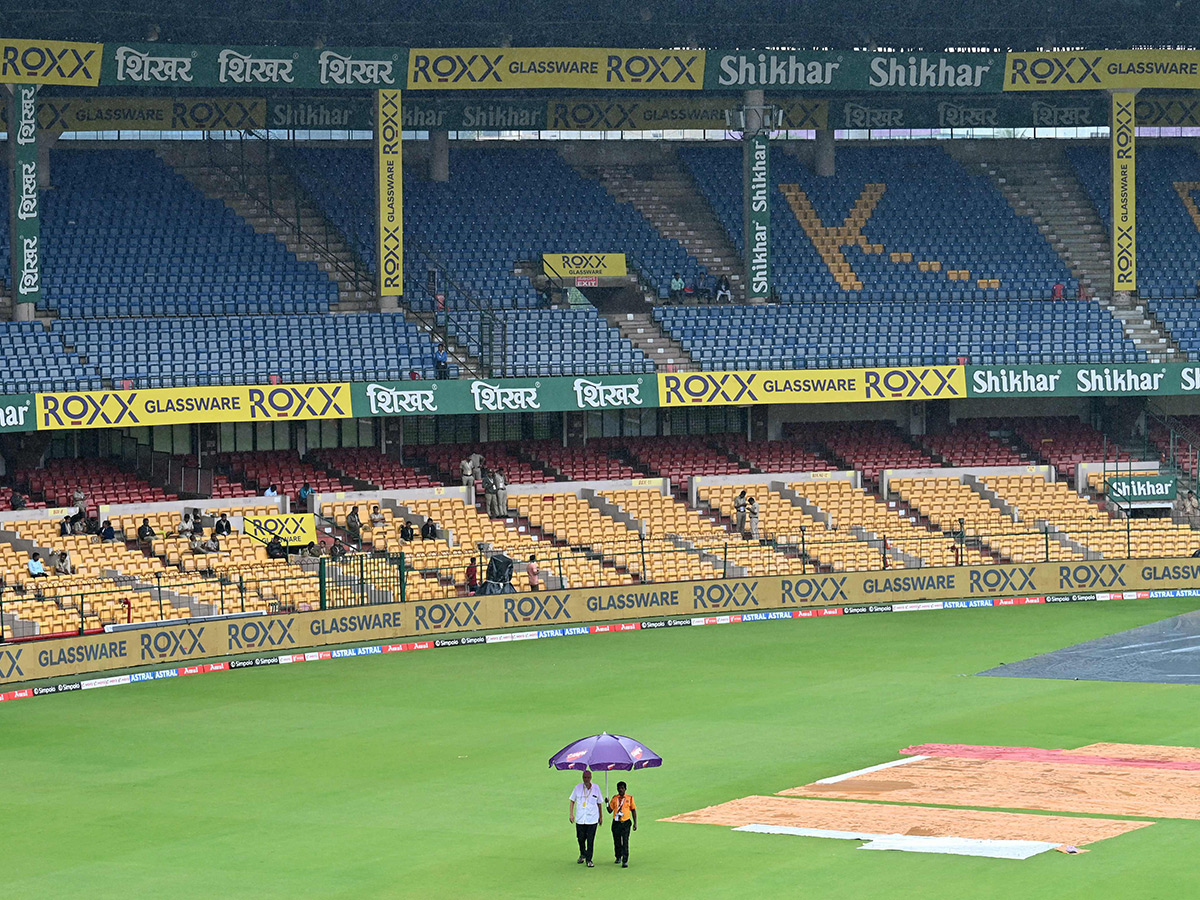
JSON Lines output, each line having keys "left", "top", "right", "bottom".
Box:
{"left": 10, "top": 491, "right": 26, "bottom": 511}
{"left": 188, "top": 534, "right": 209, "bottom": 554}
{"left": 421, "top": 516, "right": 438, "bottom": 540}
{"left": 400, "top": 520, "right": 415, "bottom": 542}
{"left": 136, "top": 518, "right": 156, "bottom": 547}
{"left": 670, "top": 272, "right": 685, "bottom": 302}
{"left": 370, "top": 505, "right": 386, "bottom": 528}
{"left": 72, "top": 518, "right": 88, "bottom": 535}
{"left": 178, "top": 514, "right": 196, "bottom": 538}
{"left": 71, "top": 485, "right": 86, "bottom": 509}
{"left": 266, "top": 535, "right": 288, "bottom": 560}
{"left": 329, "top": 541, "right": 347, "bottom": 561}
{"left": 345, "top": 506, "right": 362, "bottom": 543}
{"left": 59, "top": 516, "right": 73, "bottom": 537}
{"left": 213, "top": 513, "right": 232, "bottom": 537}
{"left": 716, "top": 274, "right": 733, "bottom": 303}
{"left": 201, "top": 531, "right": 221, "bottom": 553}
{"left": 302, "top": 541, "right": 323, "bottom": 558}
{"left": 298, "top": 482, "right": 314, "bottom": 509}
{"left": 100, "top": 520, "right": 116, "bottom": 542}
{"left": 264, "top": 484, "right": 279, "bottom": 497}
{"left": 27, "top": 552, "right": 47, "bottom": 578}
{"left": 53, "top": 550, "right": 74, "bottom": 576}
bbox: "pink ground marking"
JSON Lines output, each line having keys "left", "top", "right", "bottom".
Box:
{"left": 900, "top": 743, "right": 1200, "bottom": 772}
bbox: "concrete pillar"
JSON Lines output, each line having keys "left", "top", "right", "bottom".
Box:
{"left": 815, "top": 128, "right": 835, "bottom": 176}
{"left": 431, "top": 130, "right": 450, "bottom": 182}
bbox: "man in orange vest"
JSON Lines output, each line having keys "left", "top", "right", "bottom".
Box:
{"left": 608, "top": 781, "right": 638, "bottom": 868}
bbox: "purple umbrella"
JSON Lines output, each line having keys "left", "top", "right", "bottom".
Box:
{"left": 550, "top": 732, "right": 662, "bottom": 793}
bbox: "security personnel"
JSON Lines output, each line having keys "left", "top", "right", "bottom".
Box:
{"left": 608, "top": 781, "right": 637, "bottom": 867}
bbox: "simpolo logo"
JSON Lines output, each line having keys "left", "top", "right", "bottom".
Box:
{"left": 413, "top": 600, "right": 482, "bottom": 631}
{"left": 411, "top": 53, "right": 503, "bottom": 84}
{"left": 1058, "top": 563, "right": 1126, "bottom": 590}
{"left": 1, "top": 43, "right": 97, "bottom": 81}
{"left": 662, "top": 373, "right": 759, "bottom": 405}
{"left": 692, "top": 581, "right": 759, "bottom": 609}
{"left": 248, "top": 385, "right": 345, "bottom": 419}
{"left": 139, "top": 627, "right": 206, "bottom": 661}
{"left": 780, "top": 575, "right": 848, "bottom": 605}
{"left": 504, "top": 594, "right": 572, "bottom": 624}
{"left": 1010, "top": 55, "right": 1102, "bottom": 86}
{"left": 864, "top": 367, "right": 959, "bottom": 399}
{"left": 227, "top": 618, "right": 295, "bottom": 650}
{"left": 605, "top": 53, "right": 700, "bottom": 85}
{"left": 549, "top": 101, "right": 639, "bottom": 130}
{"left": 42, "top": 392, "right": 139, "bottom": 428}
{"left": 969, "top": 566, "right": 1037, "bottom": 594}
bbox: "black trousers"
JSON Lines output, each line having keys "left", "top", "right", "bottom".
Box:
{"left": 611, "top": 819, "right": 632, "bottom": 862}
{"left": 575, "top": 822, "right": 597, "bottom": 861}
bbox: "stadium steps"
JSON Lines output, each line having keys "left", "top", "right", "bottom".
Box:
{"left": 567, "top": 153, "right": 746, "bottom": 301}
{"left": 601, "top": 311, "right": 693, "bottom": 371}
{"left": 156, "top": 144, "right": 378, "bottom": 315}
{"left": 955, "top": 145, "right": 1179, "bottom": 362}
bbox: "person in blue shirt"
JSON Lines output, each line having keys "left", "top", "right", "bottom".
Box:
{"left": 434, "top": 343, "right": 450, "bottom": 380}
{"left": 298, "top": 482, "right": 314, "bottom": 510}
{"left": 27, "top": 553, "right": 48, "bottom": 578}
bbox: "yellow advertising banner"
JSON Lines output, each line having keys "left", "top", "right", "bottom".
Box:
{"left": 6, "top": 558, "right": 1199, "bottom": 684}
{"left": 36, "top": 384, "right": 351, "bottom": 431}
{"left": 408, "top": 48, "right": 704, "bottom": 91}
{"left": 377, "top": 89, "right": 403, "bottom": 297}
{"left": 1005, "top": 49, "right": 1200, "bottom": 91}
{"left": 542, "top": 253, "right": 627, "bottom": 278}
{"left": 29, "top": 96, "right": 267, "bottom": 132}
{"left": 659, "top": 366, "right": 966, "bottom": 407}
{"left": 544, "top": 97, "right": 826, "bottom": 130}
{"left": 1112, "top": 92, "right": 1137, "bottom": 293}
{"left": 243, "top": 514, "right": 318, "bottom": 547}
{"left": 0, "top": 39, "right": 103, "bottom": 86}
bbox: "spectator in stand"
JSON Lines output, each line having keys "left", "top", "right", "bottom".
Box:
{"left": 527, "top": 554, "right": 541, "bottom": 592}
{"left": 298, "top": 482, "right": 314, "bottom": 510}
{"left": 733, "top": 490, "right": 748, "bottom": 534}
{"left": 137, "top": 518, "right": 156, "bottom": 548}
{"left": 264, "top": 484, "right": 279, "bottom": 497}
{"left": 53, "top": 549, "right": 75, "bottom": 576}
{"left": 10, "top": 491, "right": 26, "bottom": 511}
{"left": 329, "top": 541, "right": 347, "bottom": 562}
{"left": 177, "top": 514, "right": 196, "bottom": 538}
{"left": 188, "top": 533, "right": 209, "bottom": 554}
{"left": 1177, "top": 490, "right": 1200, "bottom": 524}
{"left": 466, "top": 557, "right": 478, "bottom": 594}
{"left": 421, "top": 516, "right": 438, "bottom": 540}
{"left": 459, "top": 455, "right": 476, "bottom": 504}
{"left": 302, "top": 541, "right": 323, "bottom": 558}
{"left": 27, "top": 552, "right": 47, "bottom": 578}
{"left": 72, "top": 517, "right": 88, "bottom": 535}
{"left": 100, "top": 520, "right": 116, "bottom": 542}
{"left": 493, "top": 468, "right": 508, "bottom": 519}
{"left": 468, "top": 451, "right": 484, "bottom": 483}
{"left": 434, "top": 343, "right": 450, "bottom": 380}
{"left": 213, "top": 513, "right": 232, "bottom": 537}
{"left": 201, "top": 531, "right": 221, "bottom": 553}
{"left": 266, "top": 535, "right": 288, "bottom": 560}
{"left": 670, "top": 272, "right": 684, "bottom": 302}
{"left": 72, "top": 485, "right": 86, "bottom": 509}
{"left": 59, "top": 516, "right": 73, "bottom": 538}
{"left": 482, "top": 468, "right": 497, "bottom": 517}
{"left": 747, "top": 497, "right": 760, "bottom": 539}
{"left": 370, "top": 505, "right": 387, "bottom": 528}
{"left": 400, "top": 519, "right": 415, "bottom": 542}
{"left": 716, "top": 274, "right": 733, "bottom": 303}
{"left": 345, "top": 506, "right": 363, "bottom": 544}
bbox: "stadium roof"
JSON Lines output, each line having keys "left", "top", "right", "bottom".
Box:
{"left": 6, "top": 0, "right": 1197, "bottom": 53}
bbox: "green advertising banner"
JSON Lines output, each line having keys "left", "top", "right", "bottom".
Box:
{"left": 0, "top": 395, "right": 36, "bottom": 433}
{"left": 829, "top": 94, "right": 1108, "bottom": 130}
{"left": 706, "top": 50, "right": 1005, "bottom": 92}
{"left": 352, "top": 375, "right": 656, "bottom": 418}
{"left": 9, "top": 83, "right": 41, "bottom": 311}
{"left": 966, "top": 364, "right": 1200, "bottom": 398}
{"left": 745, "top": 132, "right": 771, "bottom": 300}
{"left": 101, "top": 44, "right": 406, "bottom": 90}
{"left": 402, "top": 98, "right": 545, "bottom": 130}
{"left": 1107, "top": 475, "right": 1177, "bottom": 502}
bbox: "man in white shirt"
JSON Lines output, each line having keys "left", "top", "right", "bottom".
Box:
{"left": 568, "top": 769, "right": 604, "bottom": 867}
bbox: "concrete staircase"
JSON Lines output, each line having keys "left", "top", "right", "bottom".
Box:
{"left": 601, "top": 311, "right": 692, "bottom": 371}
{"left": 157, "top": 144, "right": 378, "bottom": 315}
{"left": 571, "top": 157, "right": 746, "bottom": 302}
{"left": 952, "top": 143, "right": 1180, "bottom": 363}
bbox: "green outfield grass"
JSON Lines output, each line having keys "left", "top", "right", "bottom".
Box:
{"left": 4, "top": 598, "right": 1200, "bottom": 899}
